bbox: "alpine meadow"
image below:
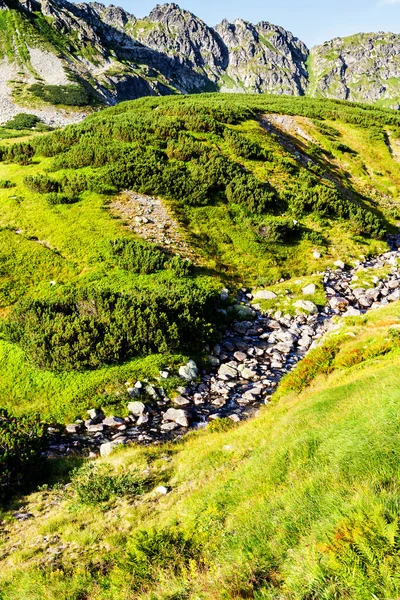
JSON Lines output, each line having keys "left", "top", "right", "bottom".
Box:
{"left": 1, "top": 1, "right": 400, "bottom": 599}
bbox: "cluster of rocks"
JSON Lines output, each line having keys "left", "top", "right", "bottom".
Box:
{"left": 110, "top": 191, "right": 199, "bottom": 262}
{"left": 47, "top": 236, "right": 400, "bottom": 458}
{"left": 324, "top": 254, "right": 400, "bottom": 316}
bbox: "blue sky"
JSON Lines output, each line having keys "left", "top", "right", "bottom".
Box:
{"left": 103, "top": 0, "right": 400, "bottom": 47}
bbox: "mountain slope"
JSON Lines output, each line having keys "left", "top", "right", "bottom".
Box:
{"left": 0, "top": 93, "right": 399, "bottom": 422}
{"left": 0, "top": 0, "right": 310, "bottom": 124}
{"left": 1, "top": 301, "right": 400, "bottom": 598}
{"left": 2, "top": 0, "right": 400, "bottom": 124}
{"left": 308, "top": 32, "right": 400, "bottom": 109}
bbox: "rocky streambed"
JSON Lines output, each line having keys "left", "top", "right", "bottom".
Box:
{"left": 47, "top": 236, "right": 400, "bottom": 458}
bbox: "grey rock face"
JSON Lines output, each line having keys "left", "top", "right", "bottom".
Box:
{"left": 308, "top": 32, "right": 400, "bottom": 107}
{"left": 2, "top": 0, "right": 400, "bottom": 114}
{"left": 215, "top": 19, "right": 308, "bottom": 95}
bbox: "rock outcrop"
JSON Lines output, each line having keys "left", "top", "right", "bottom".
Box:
{"left": 1, "top": 0, "right": 400, "bottom": 125}
{"left": 308, "top": 32, "right": 400, "bottom": 109}
{"left": 215, "top": 19, "right": 308, "bottom": 95}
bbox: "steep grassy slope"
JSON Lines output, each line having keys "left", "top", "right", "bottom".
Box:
{"left": 1, "top": 94, "right": 400, "bottom": 421}
{"left": 1, "top": 302, "right": 400, "bottom": 598}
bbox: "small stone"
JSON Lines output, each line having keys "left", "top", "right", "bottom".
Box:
{"left": 233, "top": 351, "right": 247, "bottom": 362}
{"left": 137, "top": 414, "right": 149, "bottom": 426}
{"left": 160, "top": 370, "right": 170, "bottom": 379}
{"left": 103, "top": 416, "right": 125, "bottom": 428}
{"left": 334, "top": 260, "right": 345, "bottom": 269}
{"left": 13, "top": 513, "right": 34, "bottom": 521}
{"left": 86, "top": 408, "right": 104, "bottom": 424}
{"left": 173, "top": 395, "right": 191, "bottom": 406}
{"left": 155, "top": 486, "right": 169, "bottom": 495}
{"left": 66, "top": 424, "right": 81, "bottom": 434}
{"left": 313, "top": 250, "right": 321, "bottom": 259}
{"left": 302, "top": 283, "right": 316, "bottom": 295}
{"left": 86, "top": 423, "right": 104, "bottom": 433}
{"left": 253, "top": 290, "right": 278, "bottom": 300}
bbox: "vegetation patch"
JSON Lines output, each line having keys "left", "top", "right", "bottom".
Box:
{"left": 29, "top": 83, "right": 92, "bottom": 106}
{"left": 5, "top": 283, "right": 219, "bottom": 370}
{"left": 0, "top": 408, "right": 46, "bottom": 503}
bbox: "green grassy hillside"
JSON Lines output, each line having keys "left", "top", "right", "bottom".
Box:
{"left": 1, "top": 302, "right": 400, "bottom": 598}
{"left": 1, "top": 94, "right": 400, "bottom": 421}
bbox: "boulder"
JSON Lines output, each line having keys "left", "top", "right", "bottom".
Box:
{"left": 240, "top": 367, "right": 257, "bottom": 380}
{"left": 145, "top": 384, "right": 159, "bottom": 399}
{"left": 86, "top": 423, "right": 104, "bottom": 432}
{"left": 128, "top": 401, "right": 146, "bottom": 416}
{"left": 358, "top": 296, "right": 372, "bottom": 308}
{"left": 173, "top": 395, "right": 191, "bottom": 406}
{"left": 329, "top": 296, "right": 349, "bottom": 312}
{"left": 352, "top": 288, "right": 366, "bottom": 299}
{"left": 293, "top": 300, "right": 318, "bottom": 314}
{"left": 217, "top": 363, "right": 238, "bottom": 380}
{"left": 233, "top": 321, "right": 251, "bottom": 334}
{"left": 253, "top": 290, "right": 278, "bottom": 300}
{"left": 126, "top": 386, "right": 140, "bottom": 398}
{"left": 302, "top": 283, "right": 316, "bottom": 295}
{"left": 100, "top": 439, "right": 125, "bottom": 457}
{"left": 220, "top": 288, "right": 229, "bottom": 301}
{"left": 208, "top": 355, "right": 220, "bottom": 367}
{"left": 161, "top": 422, "right": 179, "bottom": 431}
{"left": 388, "top": 289, "right": 400, "bottom": 302}
{"left": 179, "top": 360, "right": 198, "bottom": 381}
{"left": 163, "top": 408, "right": 190, "bottom": 427}
{"left": 65, "top": 423, "right": 82, "bottom": 434}
{"left": 234, "top": 305, "right": 255, "bottom": 319}
{"left": 136, "top": 414, "right": 149, "bottom": 426}
{"left": 342, "top": 306, "right": 361, "bottom": 317}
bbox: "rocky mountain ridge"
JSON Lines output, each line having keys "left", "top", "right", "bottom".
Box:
{"left": 0, "top": 0, "right": 400, "bottom": 124}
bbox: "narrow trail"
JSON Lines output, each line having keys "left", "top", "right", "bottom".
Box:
{"left": 47, "top": 235, "right": 400, "bottom": 457}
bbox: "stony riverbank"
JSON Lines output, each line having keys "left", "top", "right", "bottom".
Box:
{"left": 46, "top": 236, "right": 400, "bottom": 458}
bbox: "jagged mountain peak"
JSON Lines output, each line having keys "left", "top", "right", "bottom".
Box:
{"left": 0, "top": 0, "right": 400, "bottom": 125}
